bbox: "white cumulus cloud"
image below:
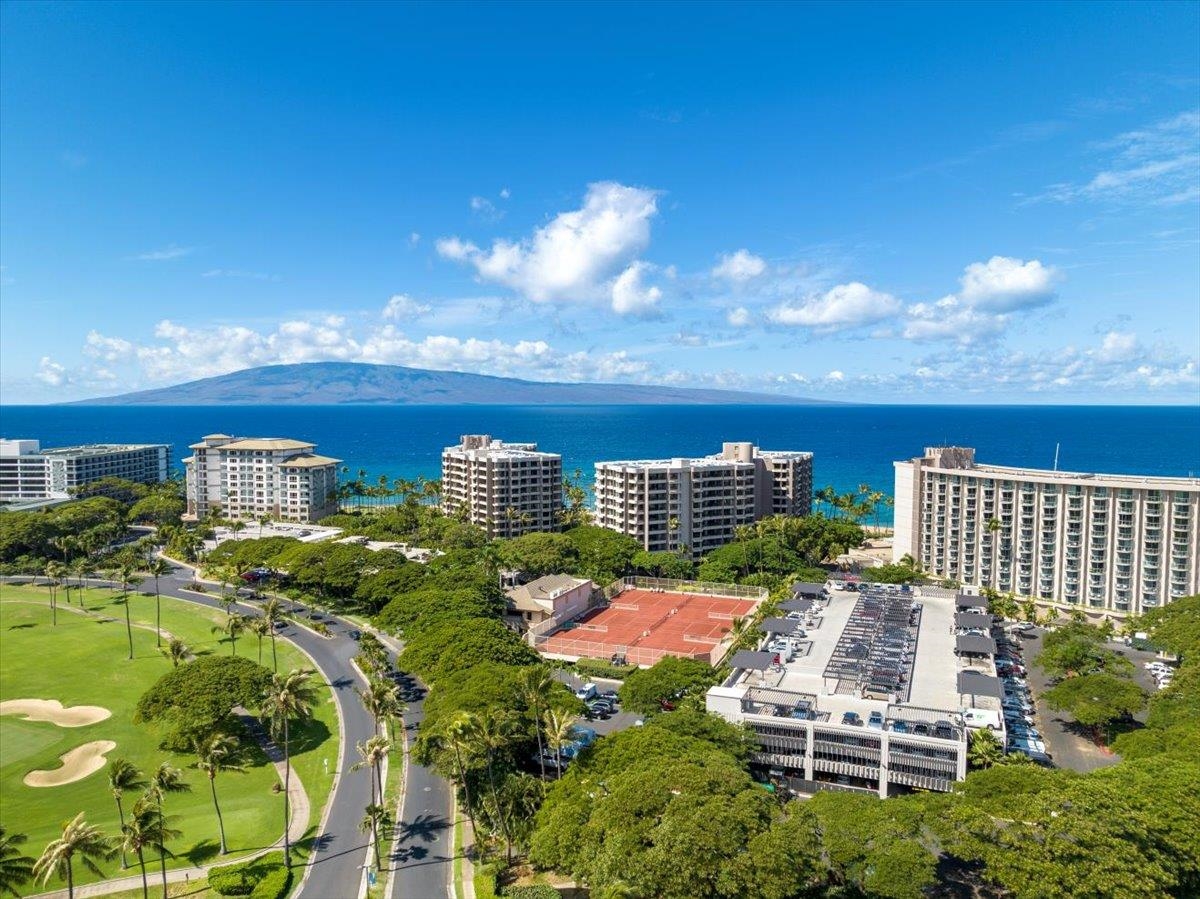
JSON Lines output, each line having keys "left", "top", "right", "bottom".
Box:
{"left": 768, "top": 282, "right": 901, "bottom": 331}
{"left": 436, "top": 181, "right": 660, "bottom": 306}
{"left": 957, "top": 256, "right": 1060, "bottom": 312}
{"left": 610, "top": 262, "right": 663, "bottom": 317}
{"left": 727, "top": 306, "right": 753, "bottom": 328}
{"left": 712, "top": 249, "right": 767, "bottom": 282}
{"left": 382, "top": 294, "right": 432, "bottom": 321}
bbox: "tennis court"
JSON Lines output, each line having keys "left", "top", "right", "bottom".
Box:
{"left": 537, "top": 587, "right": 759, "bottom": 666}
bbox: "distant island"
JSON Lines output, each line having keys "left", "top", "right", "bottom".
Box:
{"left": 70, "top": 362, "right": 832, "bottom": 406}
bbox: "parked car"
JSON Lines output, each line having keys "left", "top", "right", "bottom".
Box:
{"left": 659, "top": 698, "right": 676, "bottom": 711}
{"left": 575, "top": 683, "right": 598, "bottom": 702}
{"left": 891, "top": 720, "right": 910, "bottom": 734}
{"left": 841, "top": 711, "right": 863, "bottom": 727}
{"left": 867, "top": 711, "right": 884, "bottom": 730}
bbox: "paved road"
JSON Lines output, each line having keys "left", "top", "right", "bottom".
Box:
{"left": 388, "top": 678, "right": 455, "bottom": 899}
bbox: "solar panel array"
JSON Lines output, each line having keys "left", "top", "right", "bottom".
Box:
{"left": 823, "top": 586, "right": 921, "bottom": 702}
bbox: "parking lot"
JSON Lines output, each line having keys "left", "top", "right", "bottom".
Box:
{"left": 552, "top": 670, "right": 644, "bottom": 736}
{"left": 1020, "top": 628, "right": 1164, "bottom": 773}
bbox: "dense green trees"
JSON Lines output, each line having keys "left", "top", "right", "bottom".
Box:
{"left": 0, "top": 497, "right": 126, "bottom": 567}
{"left": 135, "top": 656, "right": 274, "bottom": 750}
{"left": 1036, "top": 621, "right": 1131, "bottom": 679}
{"left": 400, "top": 616, "right": 540, "bottom": 683}
{"left": 1043, "top": 672, "right": 1146, "bottom": 731}
{"left": 618, "top": 656, "right": 722, "bottom": 715}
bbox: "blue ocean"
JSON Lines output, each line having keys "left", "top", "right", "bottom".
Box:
{"left": 2, "top": 405, "right": 1198, "bottom": 524}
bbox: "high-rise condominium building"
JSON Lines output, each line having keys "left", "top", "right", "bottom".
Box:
{"left": 183, "top": 434, "right": 340, "bottom": 523}
{"left": 0, "top": 439, "right": 170, "bottom": 502}
{"left": 441, "top": 435, "right": 563, "bottom": 538}
{"left": 893, "top": 446, "right": 1200, "bottom": 618}
{"left": 594, "top": 442, "right": 814, "bottom": 558}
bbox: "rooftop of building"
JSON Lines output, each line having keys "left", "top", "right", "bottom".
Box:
{"left": 278, "top": 453, "right": 342, "bottom": 468}
{"left": 902, "top": 445, "right": 1200, "bottom": 490}
{"left": 189, "top": 437, "right": 317, "bottom": 451}
{"left": 507, "top": 574, "right": 593, "bottom": 613}
{"left": 596, "top": 443, "right": 812, "bottom": 471}
{"left": 721, "top": 583, "right": 1000, "bottom": 728}
{"left": 0, "top": 440, "right": 169, "bottom": 458}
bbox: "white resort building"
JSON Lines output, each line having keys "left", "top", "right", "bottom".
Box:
{"left": 893, "top": 446, "right": 1200, "bottom": 618}
{"left": 183, "top": 434, "right": 340, "bottom": 523}
{"left": 0, "top": 438, "right": 170, "bottom": 502}
{"left": 440, "top": 434, "right": 564, "bottom": 538}
{"left": 594, "top": 442, "right": 814, "bottom": 558}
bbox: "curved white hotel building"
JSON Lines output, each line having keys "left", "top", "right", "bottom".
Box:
{"left": 894, "top": 446, "right": 1200, "bottom": 618}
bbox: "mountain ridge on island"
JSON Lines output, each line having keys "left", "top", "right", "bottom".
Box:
{"left": 68, "top": 362, "right": 836, "bottom": 406}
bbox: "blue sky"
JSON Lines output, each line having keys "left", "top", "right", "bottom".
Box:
{"left": 2, "top": 1, "right": 1198, "bottom": 404}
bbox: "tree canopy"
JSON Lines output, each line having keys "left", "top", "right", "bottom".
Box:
{"left": 618, "top": 656, "right": 722, "bottom": 715}
{"left": 135, "top": 655, "right": 273, "bottom": 749}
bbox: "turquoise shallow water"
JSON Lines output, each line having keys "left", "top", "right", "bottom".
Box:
{"left": 3, "top": 404, "right": 1198, "bottom": 524}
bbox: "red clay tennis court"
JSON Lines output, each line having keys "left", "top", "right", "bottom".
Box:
{"left": 536, "top": 587, "right": 760, "bottom": 667}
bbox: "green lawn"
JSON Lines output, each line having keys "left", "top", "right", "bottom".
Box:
{"left": 0, "top": 584, "right": 339, "bottom": 891}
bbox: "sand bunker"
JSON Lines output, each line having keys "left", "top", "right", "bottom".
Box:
{"left": 24, "top": 740, "right": 117, "bottom": 787}
{"left": 0, "top": 699, "right": 112, "bottom": 728}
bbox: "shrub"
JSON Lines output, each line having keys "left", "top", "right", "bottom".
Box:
{"left": 249, "top": 866, "right": 292, "bottom": 899}
{"left": 504, "top": 885, "right": 560, "bottom": 899}
{"left": 574, "top": 657, "right": 636, "bottom": 681}
{"left": 206, "top": 852, "right": 287, "bottom": 897}
{"left": 207, "top": 867, "right": 254, "bottom": 896}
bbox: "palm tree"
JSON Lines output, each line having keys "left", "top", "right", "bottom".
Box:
{"left": 363, "top": 679, "right": 405, "bottom": 744}
{"left": 228, "top": 520, "right": 246, "bottom": 539}
{"left": 70, "top": 557, "right": 94, "bottom": 605}
{"left": 0, "top": 827, "right": 35, "bottom": 898}
{"left": 144, "top": 804, "right": 181, "bottom": 899}
{"left": 119, "top": 798, "right": 157, "bottom": 899}
{"left": 542, "top": 708, "right": 578, "bottom": 783}
{"left": 160, "top": 637, "right": 190, "bottom": 667}
{"left": 32, "top": 813, "right": 115, "bottom": 899}
{"left": 117, "top": 562, "right": 143, "bottom": 661}
{"left": 517, "top": 667, "right": 556, "bottom": 781}
{"left": 146, "top": 559, "right": 171, "bottom": 647}
{"left": 352, "top": 735, "right": 391, "bottom": 810}
{"left": 432, "top": 712, "right": 480, "bottom": 844}
{"left": 359, "top": 804, "right": 391, "bottom": 872}
{"left": 465, "top": 710, "right": 519, "bottom": 861}
{"left": 248, "top": 616, "right": 270, "bottom": 665}
{"left": 260, "top": 599, "right": 284, "bottom": 672}
{"left": 194, "top": 734, "right": 246, "bottom": 855}
{"left": 44, "top": 561, "right": 66, "bottom": 626}
{"left": 216, "top": 613, "right": 246, "bottom": 656}
{"left": 968, "top": 728, "right": 1005, "bottom": 770}
{"left": 257, "top": 514, "right": 272, "bottom": 538}
{"left": 145, "top": 764, "right": 190, "bottom": 898}
{"left": 261, "top": 669, "right": 319, "bottom": 867}
{"left": 107, "top": 759, "right": 147, "bottom": 869}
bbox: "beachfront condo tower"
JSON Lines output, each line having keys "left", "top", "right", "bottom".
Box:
{"left": 183, "top": 434, "right": 340, "bottom": 523}
{"left": 441, "top": 434, "right": 564, "bottom": 538}
{"left": 893, "top": 446, "right": 1200, "bottom": 619}
{"left": 594, "top": 442, "right": 814, "bottom": 558}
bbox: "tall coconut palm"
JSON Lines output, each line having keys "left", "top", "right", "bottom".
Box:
{"left": 430, "top": 712, "right": 480, "bottom": 842}
{"left": 145, "top": 764, "right": 189, "bottom": 898}
{"left": 261, "top": 668, "right": 319, "bottom": 867}
{"left": 32, "top": 813, "right": 115, "bottom": 899}
{"left": 517, "top": 667, "right": 556, "bottom": 781}
{"left": 146, "top": 559, "right": 171, "bottom": 647}
{"left": 359, "top": 804, "right": 391, "bottom": 872}
{"left": 70, "top": 557, "right": 94, "bottom": 605}
{"left": 0, "top": 827, "right": 35, "bottom": 898}
{"left": 215, "top": 613, "right": 246, "bottom": 656}
{"left": 542, "top": 708, "right": 578, "bottom": 782}
{"left": 257, "top": 514, "right": 272, "bottom": 538}
{"left": 44, "top": 561, "right": 66, "bottom": 625}
{"left": 107, "top": 759, "right": 147, "bottom": 869}
{"left": 194, "top": 734, "right": 246, "bottom": 855}
{"left": 248, "top": 616, "right": 270, "bottom": 665}
{"left": 119, "top": 798, "right": 157, "bottom": 899}
{"left": 160, "top": 637, "right": 190, "bottom": 668}
{"left": 117, "top": 563, "right": 143, "bottom": 661}
{"left": 352, "top": 735, "right": 391, "bottom": 811}
{"left": 464, "top": 710, "right": 518, "bottom": 862}
{"left": 259, "top": 598, "right": 284, "bottom": 672}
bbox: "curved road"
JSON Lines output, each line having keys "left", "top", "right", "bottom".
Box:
{"left": 3, "top": 567, "right": 453, "bottom": 899}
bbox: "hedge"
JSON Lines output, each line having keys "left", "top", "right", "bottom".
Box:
{"left": 504, "top": 886, "right": 560, "bottom": 899}
{"left": 573, "top": 657, "right": 636, "bottom": 681}
{"left": 249, "top": 866, "right": 292, "bottom": 899}
{"left": 206, "top": 852, "right": 287, "bottom": 898}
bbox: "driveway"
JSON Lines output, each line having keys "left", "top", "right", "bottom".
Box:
{"left": 552, "top": 670, "right": 644, "bottom": 736}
